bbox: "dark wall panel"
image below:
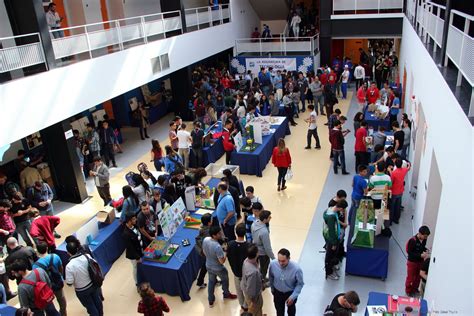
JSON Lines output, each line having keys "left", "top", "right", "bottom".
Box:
{"left": 331, "top": 18, "right": 403, "bottom": 37}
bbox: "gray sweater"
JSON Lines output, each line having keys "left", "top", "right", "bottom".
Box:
{"left": 251, "top": 219, "right": 275, "bottom": 259}
{"left": 18, "top": 268, "right": 52, "bottom": 310}
{"left": 241, "top": 258, "right": 262, "bottom": 300}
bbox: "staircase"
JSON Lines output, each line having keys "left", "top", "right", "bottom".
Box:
{"left": 248, "top": 0, "right": 290, "bottom": 20}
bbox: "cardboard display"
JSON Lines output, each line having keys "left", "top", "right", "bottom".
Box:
{"left": 76, "top": 217, "right": 99, "bottom": 246}
{"left": 250, "top": 122, "right": 263, "bottom": 144}
{"left": 184, "top": 186, "right": 196, "bottom": 211}
{"left": 234, "top": 132, "right": 244, "bottom": 151}
{"left": 96, "top": 206, "right": 115, "bottom": 224}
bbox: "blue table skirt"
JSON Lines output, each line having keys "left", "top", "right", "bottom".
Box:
{"left": 0, "top": 304, "right": 16, "bottom": 316}
{"left": 137, "top": 222, "right": 201, "bottom": 301}
{"left": 364, "top": 110, "right": 391, "bottom": 131}
{"left": 189, "top": 138, "right": 225, "bottom": 168}
{"left": 365, "top": 292, "right": 428, "bottom": 316}
{"left": 345, "top": 221, "right": 390, "bottom": 279}
{"left": 56, "top": 219, "right": 125, "bottom": 276}
{"left": 231, "top": 118, "right": 291, "bottom": 177}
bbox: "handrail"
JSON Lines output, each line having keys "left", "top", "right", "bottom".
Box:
{"left": 426, "top": 1, "right": 445, "bottom": 10}
{"left": 451, "top": 9, "right": 474, "bottom": 21}
{"left": 0, "top": 32, "right": 42, "bottom": 41}
{"left": 235, "top": 34, "right": 319, "bottom": 56}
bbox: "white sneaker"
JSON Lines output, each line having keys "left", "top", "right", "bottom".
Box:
{"left": 334, "top": 264, "right": 340, "bottom": 271}
{"left": 327, "top": 273, "right": 340, "bottom": 280}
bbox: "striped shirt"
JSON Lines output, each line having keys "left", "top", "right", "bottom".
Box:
{"left": 368, "top": 173, "right": 392, "bottom": 200}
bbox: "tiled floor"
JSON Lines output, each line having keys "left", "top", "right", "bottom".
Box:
{"left": 8, "top": 89, "right": 417, "bottom": 315}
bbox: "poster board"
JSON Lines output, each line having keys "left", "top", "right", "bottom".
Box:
{"left": 184, "top": 186, "right": 196, "bottom": 211}
{"left": 70, "top": 117, "right": 90, "bottom": 136}
{"left": 91, "top": 109, "right": 106, "bottom": 127}
{"left": 157, "top": 197, "right": 187, "bottom": 240}
{"left": 76, "top": 217, "right": 99, "bottom": 245}
{"left": 250, "top": 122, "right": 263, "bottom": 144}
{"left": 234, "top": 132, "right": 244, "bottom": 151}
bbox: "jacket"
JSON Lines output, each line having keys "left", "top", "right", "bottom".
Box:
{"left": 6, "top": 246, "right": 38, "bottom": 280}
{"left": 241, "top": 258, "right": 262, "bottom": 300}
{"left": 163, "top": 155, "right": 183, "bottom": 173}
{"left": 120, "top": 197, "right": 138, "bottom": 222}
{"left": 30, "top": 216, "right": 60, "bottom": 247}
{"left": 272, "top": 147, "right": 291, "bottom": 168}
{"left": 122, "top": 225, "right": 143, "bottom": 260}
{"left": 251, "top": 219, "right": 274, "bottom": 259}
{"left": 93, "top": 163, "right": 109, "bottom": 187}
{"left": 86, "top": 130, "right": 101, "bottom": 153}
{"left": 26, "top": 183, "right": 53, "bottom": 213}
{"left": 323, "top": 208, "right": 340, "bottom": 246}
{"left": 222, "top": 128, "right": 234, "bottom": 152}
{"left": 20, "top": 167, "right": 42, "bottom": 190}
{"left": 99, "top": 127, "right": 117, "bottom": 145}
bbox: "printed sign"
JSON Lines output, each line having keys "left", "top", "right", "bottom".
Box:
{"left": 245, "top": 58, "right": 297, "bottom": 75}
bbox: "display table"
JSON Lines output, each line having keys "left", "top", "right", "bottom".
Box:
{"left": 365, "top": 292, "right": 428, "bottom": 316}
{"left": 137, "top": 221, "right": 201, "bottom": 301}
{"left": 0, "top": 304, "right": 16, "bottom": 316}
{"left": 231, "top": 118, "right": 290, "bottom": 177}
{"left": 346, "top": 220, "right": 390, "bottom": 280}
{"left": 56, "top": 218, "right": 125, "bottom": 275}
{"left": 364, "top": 109, "right": 390, "bottom": 131}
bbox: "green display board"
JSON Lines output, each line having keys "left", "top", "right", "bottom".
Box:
{"left": 351, "top": 199, "right": 375, "bottom": 248}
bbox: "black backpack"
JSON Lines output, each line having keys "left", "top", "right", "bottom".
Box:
{"left": 35, "top": 255, "right": 64, "bottom": 292}
{"left": 84, "top": 254, "right": 104, "bottom": 288}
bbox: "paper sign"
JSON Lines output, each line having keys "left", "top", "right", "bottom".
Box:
{"left": 185, "top": 186, "right": 196, "bottom": 211}
{"left": 64, "top": 129, "right": 74, "bottom": 140}
{"left": 251, "top": 122, "right": 263, "bottom": 144}
{"left": 234, "top": 132, "right": 243, "bottom": 151}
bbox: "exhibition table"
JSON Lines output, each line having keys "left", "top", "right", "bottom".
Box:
{"left": 0, "top": 304, "right": 16, "bottom": 316}
{"left": 364, "top": 110, "right": 391, "bottom": 131}
{"left": 365, "top": 292, "right": 428, "bottom": 316}
{"left": 345, "top": 221, "right": 390, "bottom": 280}
{"left": 56, "top": 218, "right": 126, "bottom": 275}
{"left": 231, "top": 118, "right": 290, "bottom": 177}
{"left": 137, "top": 222, "right": 201, "bottom": 301}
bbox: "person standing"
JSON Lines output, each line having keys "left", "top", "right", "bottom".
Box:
{"left": 366, "top": 82, "right": 380, "bottom": 105}
{"left": 26, "top": 181, "right": 54, "bottom": 216}
{"left": 65, "top": 240, "right": 104, "bottom": 316}
{"left": 195, "top": 213, "right": 212, "bottom": 289}
{"left": 226, "top": 223, "right": 250, "bottom": 314}
{"left": 282, "top": 91, "right": 297, "bottom": 126}
{"left": 241, "top": 244, "right": 264, "bottom": 316}
{"left": 405, "top": 226, "right": 430, "bottom": 297}
{"left": 85, "top": 124, "right": 101, "bottom": 161}
{"left": 354, "top": 64, "right": 365, "bottom": 90}
{"left": 191, "top": 122, "right": 205, "bottom": 168}
{"left": 168, "top": 122, "right": 179, "bottom": 152}
{"left": 356, "top": 82, "right": 367, "bottom": 112}
{"left": 290, "top": 13, "right": 301, "bottom": 38}
{"left": 10, "top": 193, "right": 34, "bottom": 247}
{"left": 89, "top": 157, "right": 111, "bottom": 206}
{"left": 392, "top": 121, "right": 405, "bottom": 156}
{"left": 401, "top": 118, "right": 411, "bottom": 159}
{"left": 19, "top": 162, "right": 43, "bottom": 192}
{"left": 323, "top": 84, "right": 338, "bottom": 122}
{"left": 272, "top": 71, "right": 283, "bottom": 101}
{"left": 304, "top": 104, "right": 321, "bottom": 150}
{"left": 354, "top": 121, "right": 369, "bottom": 172}
{"left": 30, "top": 209, "right": 61, "bottom": 252}
{"left": 325, "top": 291, "right": 360, "bottom": 314}
{"left": 176, "top": 123, "right": 192, "bottom": 170}
{"left": 251, "top": 210, "right": 274, "bottom": 287}
{"left": 215, "top": 182, "right": 237, "bottom": 241}
{"left": 137, "top": 282, "right": 170, "bottom": 316}
{"left": 368, "top": 162, "right": 392, "bottom": 210}
{"left": 150, "top": 140, "right": 164, "bottom": 172}
{"left": 323, "top": 201, "right": 344, "bottom": 280}
{"left": 136, "top": 201, "right": 158, "bottom": 247}
{"left": 0, "top": 200, "right": 16, "bottom": 249}
{"left": 122, "top": 215, "right": 143, "bottom": 290}
{"left": 137, "top": 103, "right": 150, "bottom": 140}
{"left": 46, "top": 3, "right": 64, "bottom": 38}
{"left": 269, "top": 248, "right": 304, "bottom": 316}
{"left": 99, "top": 121, "right": 117, "bottom": 168}
{"left": 297, "top": 72, "right": 308, "bottom": 113}
{"left": 349, "top": 165, "right": 368, "bottom": 224}
{"left": 202, "top": 226, "right": 237, "bottom": 308}
{"left": 388, "top": 159, "right": 410, "bottom": 224}
{"left": 329, "top": 120, "right": 350, "bottom": 175}
{"left": 222, "top": 120, "right": 236, "bottom": 165}
{"left": 310, "top": 76, "right": 325, "bottom": 116}
{"left": 272, "top": 138, "right": 292, "bottom": 191}
{"left": 340, "top": 65, "right": 350, "bottom": 99}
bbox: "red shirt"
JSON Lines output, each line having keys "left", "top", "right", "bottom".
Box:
{"left": 221, "top": 77, "right": 231, "bottom": 89}
{"left": 0, "top": 212, "right": 15, "bottom": 234}
{"left": 391, "top": 167, "right": 409, "bottom": 195}
{"left": 366, "top": 87, "right": 380, "bottom": 104}
{"left": 328, "top": 72, "right": 337, "bottom": 84}
{"left": 221, "top": 129, "right": 234, "bottom": 152}
{"left": 357, "top": 87, "right": 366, "bottom": 104}
{"left": 355, "top": 127, "right": 367, "bottom": 152}
{"left": 272, "top": 147, "right": 292, "bottom": 167}
{"left": 320, "top": 73, "right": 328, "bottom": 85}
{"left": 137, "top": 295, "right": 170, "bottom": 316}
{"left": 30, "top": 216, "right": 60, "bottom": 247}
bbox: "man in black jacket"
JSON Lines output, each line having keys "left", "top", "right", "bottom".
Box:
{"left": 122, "top": 215, "right": 143, "bottom": 290}
{"left": 405, "top": 226, "right": 430, "bottom": 297}
{"left": 5, "top": 237, "right": 38, "bottom": 292}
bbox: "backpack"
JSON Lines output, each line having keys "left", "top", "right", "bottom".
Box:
{"left": 125, "top": 171, "right": 137, "bottom": 186}
{"left": 84, "top": 254, "right": 104, "bottom": 288}
{"left": 35, "top": 255, "right": 64, "bottom": 291}
{"left": 169, "top": 156, "right": 185, "bottom": 173}
{"left": 20, "top": 269, "right": 55, "bottom": 310}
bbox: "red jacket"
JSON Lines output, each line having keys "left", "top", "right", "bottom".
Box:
{"left": 272, "top": 147, "right": 292, "bottom": 167}
{"left": 366, "top": 87, "right": 380, "bottom": 104}
{"left": 356, "top": 87, "right": 366, "bottom": 104}
{"left": 222, "top": 129, "right": 235, "bottom": 152}
{"left": 30, "top": 216, "right": 60, "bottom": 247}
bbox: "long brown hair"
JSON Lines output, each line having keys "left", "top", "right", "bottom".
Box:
{"left": 277, "top": 138, "right": 286, "bottom": 154}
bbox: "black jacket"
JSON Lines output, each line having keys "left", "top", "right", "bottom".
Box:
{"left": 5, "top": 246, "right": 38, "bottom": 280}
{"left": 122, "top": 225, "right": 143, "bottom": 260}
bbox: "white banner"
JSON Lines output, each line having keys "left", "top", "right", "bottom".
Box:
{"left": 245, "top": 58, "right": 297, "bottom": 75}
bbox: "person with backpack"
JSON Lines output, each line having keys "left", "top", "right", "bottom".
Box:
{"left": 163, "top": 146, "right": 184, "bottom": 174}
{"left": 323, "top": 201, "right": 345, "bottom": 280}
{"left": 65, "top": 240, "right": 104, "bottom": 316}
{"left": 9, "top": 258, "right": 60, "bottom": 316}
{"left": 120, "top": 185, "right": 139, "bottom": 223}
{"left": 33, "top": 242, "right": 67, "bottom": 316}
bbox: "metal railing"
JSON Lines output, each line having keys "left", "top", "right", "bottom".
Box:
{"left": 0, "top": 33, "right": 47, "bottom": 73}
{"left": 184, "top": 4, "right": 230, "bottom": 30}
{"left": 332, "top": 0, "right": 404, "bottom": 15}
{"left": 0, "top": 4, "right": 231, "bottom": 76}
{"left": 235, "top": 34, "right": 319, "bottom": 56}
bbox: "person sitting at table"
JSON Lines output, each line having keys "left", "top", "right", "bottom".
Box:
{"left": 137, "top": 201, "right": 159, "bottom": 247}
{"left": 120, "top": 185, "right": 139, "bottom": 223}
{"left": 122, "top": 214, "right": 143, "bottom": 291}
{"left": 222, "top": 120, "right": 236, "bottom": 165}
{"left": 324, "top": 291, "right": 360, "bottom": 314}
{"left": 163, "top": 146, "right": 184, "bottom": 174}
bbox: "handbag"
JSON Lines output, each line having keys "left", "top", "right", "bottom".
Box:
{"left": 284, "top": 168, "right": 293, "bottom": 181}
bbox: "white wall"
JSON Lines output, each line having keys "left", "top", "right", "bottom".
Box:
{"left": 64, "top": 0, "right": 87, "bottom": 29}
{"left": 399, "top": 17, "right": 473, "bottom": 314}
{"left": 0, "top": 0, "right": 259, "bottom": 148}
{"left": 105, "top": 0, "right": 125, "bottom": 20}
{"left": 122, "top": 0, "right": 161, "bottom": 18}
{"left": 260, "top": 20, "right": 287, "bottom": 35}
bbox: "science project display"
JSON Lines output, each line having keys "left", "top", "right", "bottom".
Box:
{"left": 351, "top": 199, "right": 376, "bottom": 248}
{"left": 157, "top": 197, "right": 187, "bottom": 239}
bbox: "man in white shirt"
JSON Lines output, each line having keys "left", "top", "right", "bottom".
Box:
{"left": 354, "top": 64, "right": 365, "bottom": 90}
{"left": 304, "top": 104, "right": 321, "bottom": 149}
{"left": 341, "top": 65, "right": 350, "bottom": 99}
{"left": 65, "top": 240, "right": 103, "bottom": 315}
{"left": 290, "top": 13, "right": 301, "bottom": 38}
{"left": 46, "top": 3, "right": 64, "bottom": 38}
{"left": 177, "top": 123, "right": 192, "bottom": 169}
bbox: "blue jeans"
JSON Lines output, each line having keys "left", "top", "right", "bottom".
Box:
{"left": 153, "top": 158, "right": 164, "bottom": 171}
{"left": 390, "top": 194, "right": 402, "bottom": 223}
{"left": 401, "top": 144, "right": 409, "bottom": 160}
{"left": 262, "top": 85, "right": 271, "bottom": 97}
{"left": 332, "top": 149, "right": 347, "bottom": 173}
{"left": 207, "top": 266, "right": 230, "bottom": 303}
{"left": 349, "top": 198, "right": 361, "bottom": 225}
{"left": 341, "top": 82, "right": 348, "bottom": 99}
{"left": 76, "top": 286, "right": 104, "bottom": 316}
{"left": 300, "top": 94, "right": 306, "bottom": 111}
{"left": 314, "top": 94, "right": 324, "bottom": 115}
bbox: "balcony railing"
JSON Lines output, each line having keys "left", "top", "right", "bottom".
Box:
{"left": 332, "top": 0, "right": 404, "bottom": 16}
{"left": 235, "top": 35, "right": 319, "bottom": 56}
{"left": 0, "top": 4, "right": 231, "bottom": 78}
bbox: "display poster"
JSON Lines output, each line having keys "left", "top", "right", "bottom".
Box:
{"left": 234, "top": 131, "right": 244, "bottom": 151}
{"left": 184, "top": 186, "right": 196, "bottom": 211}
{"left": 245, "top": 58, "right": 297, "bottom": 75}
{"left": 158, "top": 197, "right": 187, "bottom": 240}
{"left": 251, "top": 122, "right": 263, "bottom": 144}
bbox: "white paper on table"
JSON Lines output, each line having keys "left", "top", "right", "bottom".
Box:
{"left": 367, "top": 305, "right": 387, "bottom": 316}
{"left": 195, "top": 208, "right": 214, "bottom": 215}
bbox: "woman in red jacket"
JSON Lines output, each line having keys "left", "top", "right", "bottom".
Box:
{"left": 272, "top": 138, "right": 292, "bottom": 191}
{"left": 222, "top": 119, "right": 236, "bottom": 164}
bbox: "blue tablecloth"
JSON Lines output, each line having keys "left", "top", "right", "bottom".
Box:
{"left": 231, "top": 118, "right": 290, "bottom": 177}
{"left": 0, "top": 304, "right": 16, "bottom": 316}
{"left": 56, "top": 219, "right": 125, "bottom": 275}
{"left": 364, "top": 110, "right": 391, "bottom": 131}
{"left": 189, "top": 138, "right": 225, "bottom": 168}
{"left": 137, "top": 222, "right": 201, "bottom": 301}
{"left": 345, "top": 221, "right": 390, "bottom": 279}
{"left": 365, "top": 292, "right": 428, "bottom": 316}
